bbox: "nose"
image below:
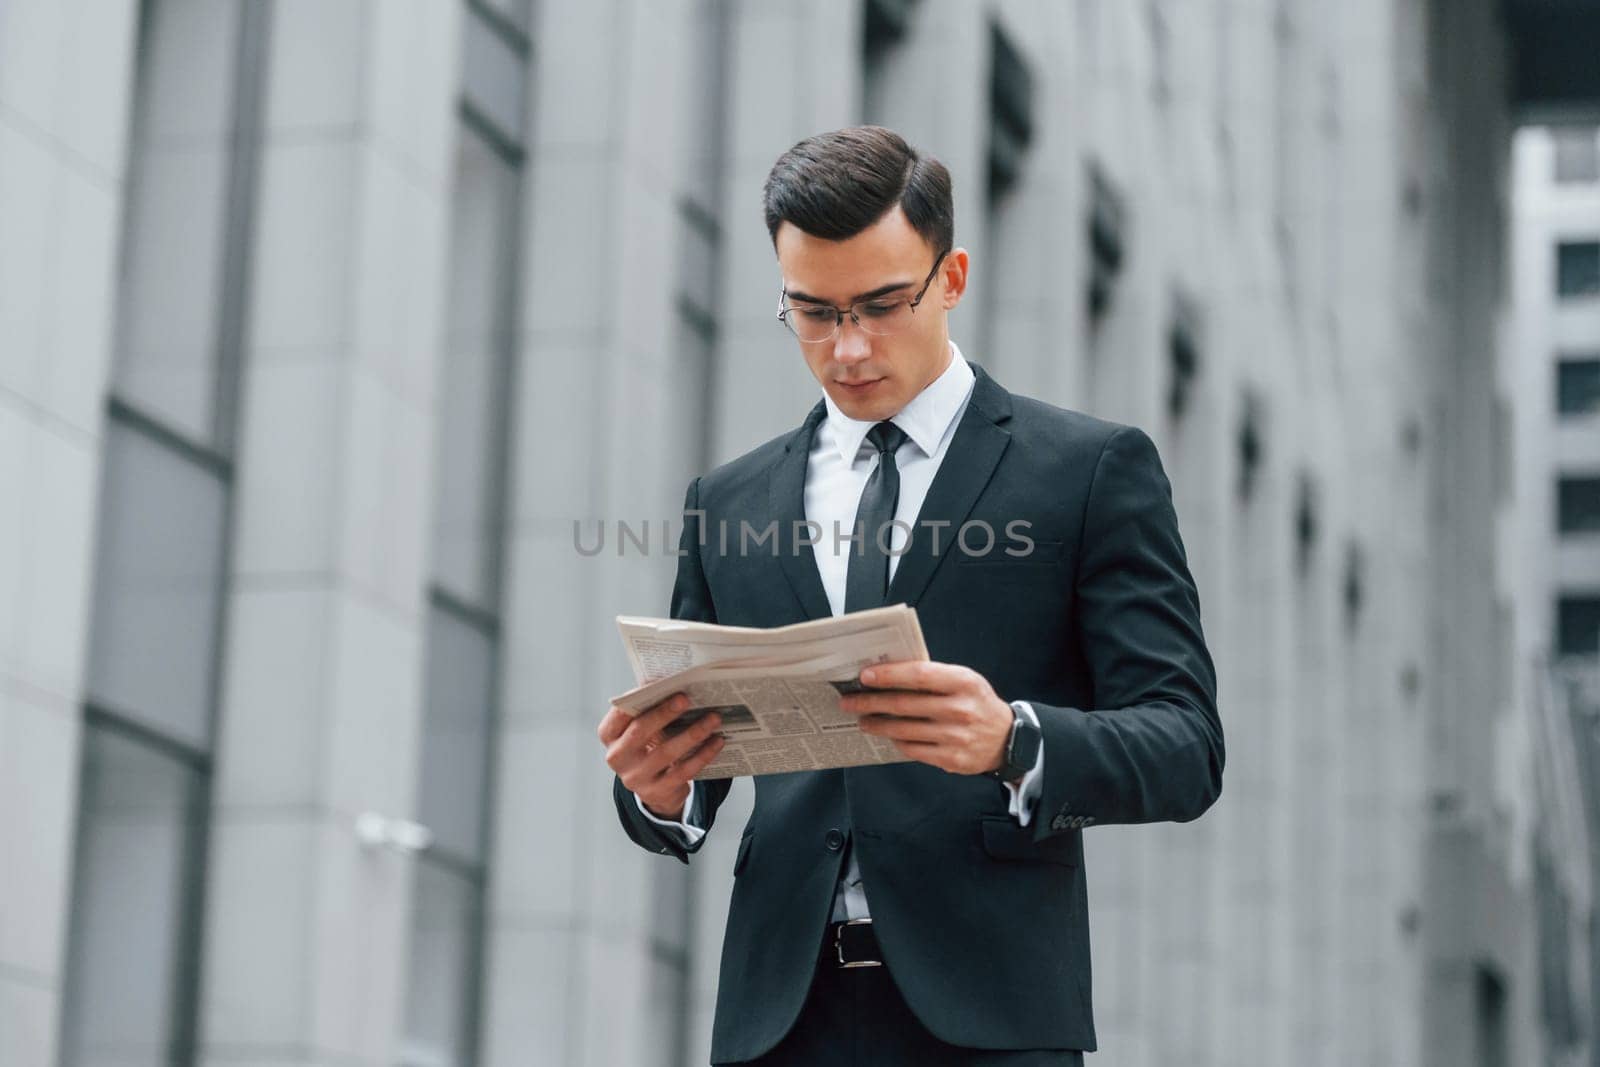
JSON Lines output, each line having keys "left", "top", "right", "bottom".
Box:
{"left": 832, "top": 316, "right": 871, "bottom": 364}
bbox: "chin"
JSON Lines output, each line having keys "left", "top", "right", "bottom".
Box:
{"left": 829, "top": 384, "right": 899, "bottom": 422}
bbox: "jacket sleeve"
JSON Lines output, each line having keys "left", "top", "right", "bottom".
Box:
{"left": 612, "top": 475, "right": 735, "bottom": 864}
{"left": 1029, "top": 425, "right": 1225, "bottom": 841}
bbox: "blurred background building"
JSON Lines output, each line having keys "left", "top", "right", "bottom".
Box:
{"left": 1, "top": 0, "right": 1598, "bottom": 1065}
{"left": 1510, "top": 120, "right": 1600, "bottom": 1066}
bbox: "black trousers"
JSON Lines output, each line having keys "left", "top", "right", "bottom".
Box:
{"left": 723, "top": 941, "right": 1086, "bottom": 1066}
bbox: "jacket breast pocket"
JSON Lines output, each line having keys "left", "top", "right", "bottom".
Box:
{"left": 979, "top": 816, "right": 1077, "bottom": 867}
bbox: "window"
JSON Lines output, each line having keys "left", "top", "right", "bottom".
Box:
{"left": 477, "top": 0, "right": 534, "bottom": 35}
{"left": 1556, "top": 357, "right": 1600, "bottom": 416}
{"left": 1343, "top": 540, "right": 1365, "bottom": 636}
{"left": 401, "top": 861, "right": 485, "bottom": 1067}
{"left": 863, "top": 0, "right": 919, "bottom": 55}
{"left": 862, "top": 0, "right": 921, "bottom": 121}
{"left": 987, "top": 21, "right": 1034, "bottom": 202}
{"left": 85, "top": 419, "right": 229, "bottom": 748}
{"left": 1168, "top": 293, "right": 1201, "bottom": 420}
{"left": 1293, "top": 471, "right": 1319, "bottom": 580}
{"left": 60, "top": 724, "right": 206, "bottom": 1067}
{"left": 1237, "top": 389, "right": 1264, "bottom": 504}
{"left": 63, "top": 1, "right": 264, "bottom": 1061}
{"left": 1475, "top": 966, "right": 1508, "bottom": 1067}
{"left": 1086, "top": 164, "right": 1127, "bottom": 329}
{"left": 110, "top": 0, "right": 244, "bottom": 446}
{"left": 432, "top": 125, "right": 520, "bottom": 610}
{"left": 673, "top": 0, "right": 730, "bottom": 479}
{"left": 1557, "top": 596, "right": 1600, "bottom": 658}
{"left": 1556, "top": 241, "right": 1600, "bottom": 299}
{"left": 415, "top": 611, "right": 496, "bottom": 866}
{"left": 459, "top": 6, "right": 529, "bottom": 150}
{"left": 401, "top": 606, "right": 497, "bottom": 1067}
{"left": 402, "top": 4, "right": 529, "bottom": 1063}
{"left": 1553, "top": 126, "right": 1600, "bottom": 184}
{"left": 1557, "top": 475, "right": 1600, "bottom": 534}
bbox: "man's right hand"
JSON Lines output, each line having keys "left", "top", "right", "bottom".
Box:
{"left": 598, "top": 693, "right": 725, "bottom": 819}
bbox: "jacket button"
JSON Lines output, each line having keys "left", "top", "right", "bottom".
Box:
{"left": 824, "top": 828, "right": 845, "bottom": 851}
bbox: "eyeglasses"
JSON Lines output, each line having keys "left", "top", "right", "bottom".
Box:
{"left": 776, "top": 250, "right": 949, "bottom": 344}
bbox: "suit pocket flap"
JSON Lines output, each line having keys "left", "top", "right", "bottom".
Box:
{"left": 980, "top": 816, "right": 1077, "bottom": 866}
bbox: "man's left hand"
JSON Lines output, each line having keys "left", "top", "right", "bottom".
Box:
{"left": 838, "top": 661, "right": 1015, "bottom": 778}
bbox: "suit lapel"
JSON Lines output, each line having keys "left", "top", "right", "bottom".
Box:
{"left": 886, "top": 362, "right": 1012, "bottom": 607}
{"left": 765, "top": 361, "right": 1015, "bottom": 621}
{"left": 769, "top": 400, "right": 833, "bottom": 621}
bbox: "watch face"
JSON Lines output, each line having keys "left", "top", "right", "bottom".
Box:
{"left": 1010, "top": 719, "right": 1042, "bottom": 770}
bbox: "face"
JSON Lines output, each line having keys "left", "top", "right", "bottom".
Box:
{"left": 775, "top": 205, "right": 969, "bottom": 423}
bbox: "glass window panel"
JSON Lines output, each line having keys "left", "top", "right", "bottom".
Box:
{"left": 112, "top": 0, "right": 244, "bottom": 446}
{"left": 400, "top": 860, "right": 481, "bottom": 1067}
{"left": 1558, "top": 476, "right": 1600, "bottom": 535}
{"left": 433, "top": 127, "right": 518, "bottom": 608}
{"left": 1557, "top": 596, "right": 1600, "bottom": 658}
{"left": 1557, "top": 241, "right": 1600, "bottom": 299}
{"left": 86, "top": 422, "right": 228, "bottom": 748}
{"left": 479, "top": 0, "right": 535, "bottom": 34}
{"left": 417, "top": 607, "right": 495, "bottom": 864}
{"left": 60, "top": 727, "right": 203, "bottom": 1067}
{"left": 1557, "top": 357, "right": 1600, "bottom": 416}
{"left": 1553, "top": 126, "right": 1600, "bottom": 184}
{"left": 461, "top": 9, "right": 527, "bottom": 147}
{"left": 675, "top": 206, "right": 718, "bottom": 319}
{"left": 669, "top": 306, "right": 715, "bottom": 480}
{"left": 678, "top": 0, "right": 729, "bottom": 204}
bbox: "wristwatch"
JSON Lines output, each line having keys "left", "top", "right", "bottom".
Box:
{"left": 988, "top": 702, "right": 1042, "bottom": 781}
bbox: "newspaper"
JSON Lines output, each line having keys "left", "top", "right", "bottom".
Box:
{"left": 610, "top": 605, "right": 929, "bottom": 779}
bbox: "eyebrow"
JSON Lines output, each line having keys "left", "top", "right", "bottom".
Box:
{"left": 784, "top": 279, "right": 916, "bottom": 305}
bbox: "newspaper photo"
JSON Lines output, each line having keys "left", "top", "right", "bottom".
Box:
{"left": 610, "top": 605, "right": 930, "bottom": 779}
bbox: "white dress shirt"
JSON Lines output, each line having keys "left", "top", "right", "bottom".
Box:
{"left": 636, "top": 342, "right": 1045, "bottom": 921}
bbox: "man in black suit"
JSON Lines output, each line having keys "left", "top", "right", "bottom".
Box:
{"left": 597, "top": 126, "right": 1224, "bottom": 1065}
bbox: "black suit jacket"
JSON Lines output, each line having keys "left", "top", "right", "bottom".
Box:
{"left": 613, "top": 360, "right": 1223, "bottom": 1061}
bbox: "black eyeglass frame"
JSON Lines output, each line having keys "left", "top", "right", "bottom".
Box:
{"left": 776, "top": 249, "right": 951, "bottom": 343}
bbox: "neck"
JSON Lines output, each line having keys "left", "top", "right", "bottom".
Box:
{"left": 915, "top": 339, "right": 954, "bottom": 396}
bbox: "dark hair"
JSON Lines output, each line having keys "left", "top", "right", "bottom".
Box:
{"left": 762, "top": 126, "right": 953, "bottom": 254}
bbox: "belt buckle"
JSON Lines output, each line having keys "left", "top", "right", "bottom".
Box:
{"left": 834, "top": 918, "right": 881, "bottom": 969}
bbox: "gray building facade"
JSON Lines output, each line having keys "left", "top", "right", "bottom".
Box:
{"left": 1509, "top": 121, "right": 1600, "bottom": 1067}
{"left": 0, "top": 1, "right": 1595, "bottom": 1065}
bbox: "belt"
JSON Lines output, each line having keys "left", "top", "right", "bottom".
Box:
{"left": 824, "top": 918, "right": 883, "bottom": 969}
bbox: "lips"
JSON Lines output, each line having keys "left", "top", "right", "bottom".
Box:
{"left": 837, "top": 378, "right": 883, "bottom": 391}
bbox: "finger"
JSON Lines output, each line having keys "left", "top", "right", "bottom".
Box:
{"left": 609, "top": 701, "right": 687, "bottom": 775}
{"left": 630, "top": 725, "right": 724, "bottom": 794}
{"left": 598, "top": 706, "right": 632, "bottom": 746}
{"left": 859, "top": 715, "right": 948, "bottom": 744}
{"left": 637, "top": 711, "right": 724, "bottom": 779}
{"left": 625, "top": 693, "right": 694, "bottom": 746}
{"left": 666, "top": 730, "right": 727, "bottom": 783}
{"left": 859, "top": 660, "right": 962, "bottom": 694}
{"left": 839, "top": 691, "right": 949, "bottom": 718}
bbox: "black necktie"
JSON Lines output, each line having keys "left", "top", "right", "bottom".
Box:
{"left": 843, "top": 421, "right": 909, "bottom": 614}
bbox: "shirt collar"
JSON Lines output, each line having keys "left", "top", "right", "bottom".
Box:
{"left": 821, "top": 341, "right": 976, "bottom": 466}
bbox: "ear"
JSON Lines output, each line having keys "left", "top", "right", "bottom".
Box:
{"left": 938, "top": 247, "right": 970, "bottom": 309}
